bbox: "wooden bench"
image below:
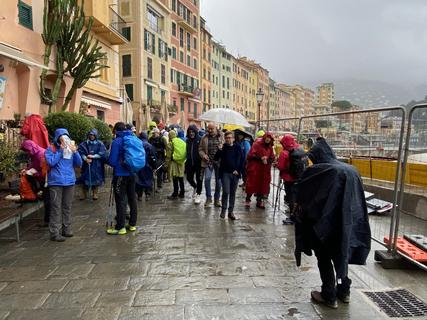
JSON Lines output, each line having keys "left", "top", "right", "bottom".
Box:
{"left": 0, "top": 202, "right": 43, "bottom": 242}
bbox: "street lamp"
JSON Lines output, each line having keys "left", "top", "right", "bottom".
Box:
{"left": 256, "top": 88, "right": 264, "bottom": 132}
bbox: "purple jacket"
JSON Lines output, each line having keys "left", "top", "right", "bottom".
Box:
{"left": 21, "top": 139, "right": 46, "bottom": 181}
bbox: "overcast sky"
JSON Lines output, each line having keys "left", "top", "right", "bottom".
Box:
{"left": 201, "top": 0, "right": 427, "bottom": 87}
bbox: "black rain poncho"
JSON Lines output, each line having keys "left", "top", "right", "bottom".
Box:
{"left": 294, "top": 138, "right": 371, "bottom": 279}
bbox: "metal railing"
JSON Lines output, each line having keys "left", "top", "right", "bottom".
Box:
{"left": 109, "top": 7, "right": 127, "bottom": 38}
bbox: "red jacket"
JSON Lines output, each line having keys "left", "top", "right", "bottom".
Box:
{"left": 20, "top": 115, "right": 49, "bottom": 149}
{"left": 245, "top": 133, "right": 275, "bottom": 196}
{"left": 277, "top": 134, "right": 300, "bottom": 182}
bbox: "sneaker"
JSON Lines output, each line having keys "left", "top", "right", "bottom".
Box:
{"left": 50, "top": 234, "right": 66, "bottom": 242}
{"left": 204, "top": 198, "right": 213, "bottom": 207}
{"left": 228, "top": 212, "right": 237, "bottom": 221}
{"left": 214, "top": 200, "right": 222, "bottom": 208}
{"left": 337, "top": 293, "right": 350, "bottom": 304}
{"left": 107, "top": 228, "right": 127, "bottom": 235}
{"left": 125, "top": 224, "right": 137, "bottom": 232}
{"left": 244, "top": 201, "right": 250, "bottom": 209}
{"left": 310, "top": 291, "right": 338, "bottom": 309}
{"left": 194, "top": 194, "right": 201, "bottom": 204}
{"left": 220, "top": 211, "right": 226, "bottom": 219}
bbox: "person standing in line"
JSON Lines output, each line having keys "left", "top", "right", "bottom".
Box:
{"left": 245, "top": 132, "right": 275, "bottom": 209}
{"left": 136, "top": 132, "right": 157, "bottom": 201}
{"left": 77, "top": 129, "right": 107, "bottom": 201}
{"left": 45, "top": 128, "right": 82, "bottom": 242}
{"left": 107, "top": 122, "right": 139, "bottom": 235}
{"left": 293, "top": 137, "right": 371, "bottom": 309}
{"left": 149, "top": 128, "right": 167, "bottom": 189}
{"left": 186, "top": 125, "right": 203, "bottom": 204}
{"left": 166, "top": 130, "right": 186, "bottom": 199}
{"left": 214, "top": 131, "right": 244, "bottom": 220}
{"left": 234, "top": 129, "right": 251, "bottom": 189}
{"left": 199, "top": 123, "right": 224, "bottom": 207}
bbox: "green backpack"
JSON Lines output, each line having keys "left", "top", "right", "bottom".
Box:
{"left": 172, "top": 138, "right": 186, "bottom": 164}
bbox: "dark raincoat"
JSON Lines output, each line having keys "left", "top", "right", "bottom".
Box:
{"left": 20, "top": 114, "right": 49, "bottom": 149}
{"left": 186, "top": 125, "right": 201, "bottom": 168}
{"left": 136, "top": 132, "right": 156, "bottom": 190}
{"left": 245, "top": 133, "right": 275, "bottom": 196}
{"left": 77, "top": 129, "right": 107, "bottom": 187}
{"left": 294, "top": 138, "right": 371, "bottom": 279}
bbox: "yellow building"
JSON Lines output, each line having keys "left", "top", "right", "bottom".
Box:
{"left": 232, "top": 57, "right": 251, "bottom": 118}
{"left": 119, "top": 0, "right": 171, "bottom": 130}
{"left": 316, "top": 82, "right": 334, "bottom": 106}
{"left": 200, "top": 17, "right": 212, "bottom": 113}
{"left": 236, "top": 57, "right": 258, "bottom": 122}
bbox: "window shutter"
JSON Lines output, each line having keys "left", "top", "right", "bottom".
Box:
{"left": 18, "top": 0, "right": 33, "bottom": 30}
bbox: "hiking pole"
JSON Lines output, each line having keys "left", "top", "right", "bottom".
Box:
{"left": 106, "top": 181, "right": 114, "bottom": 232}
{"left": 88, "top": 162, "right": 92, "bottom": 202}
{"left": 273, "top": 178, "right": 282, "bottom": 217}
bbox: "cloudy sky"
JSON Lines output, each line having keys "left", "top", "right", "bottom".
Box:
{"left": 200, "top": 0, "right": 427, "bottom": 87}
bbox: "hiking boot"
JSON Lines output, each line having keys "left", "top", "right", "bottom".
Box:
{"left": 220, "top": 211, "right": 226, "bottom": 219}
{"left": 107, "top": 228, "right": 127, "bottom": 235}
{"left": 337, "top": 293, "right": 350, "bottom": 303}
{"left": 256, "top": 201, "right": 265, "bottom": 209}
{"left": 214, "top": 200, "right": 222, "bottom": 208}
{"left": 194, "top": 194, "right": 201, "bottom": 204}
{"left": 50, "top": 234, "right": 66, "bottom": 242}
{"left": 61, "top": 230, "right": 74, "bottom": 237}
{"left": 79, "top": 189, "right": 87, "bottom": 201}
{"left": 310, "top": 291, "right": 338, "bottom": 309}
{"left": 244, "top": 200, "right": 250, "bottom": 209}
{"left": 228, "top": 212, "right": 237, "bottom": 221}
{"left": 205, "top": 198, "right": 213, "bottom": 207}
{"left": 125, "top": 224, "right": 137, "bottom": 232}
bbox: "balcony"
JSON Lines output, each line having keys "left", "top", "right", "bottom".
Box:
{"left": 177, "top": 17, "right": 198, "bottom": 34}
{"left": 86, "top": 1, "right": 128, "bottom": 45}
{"left": 178, "top": 84, "right": 195, "bottom": 97}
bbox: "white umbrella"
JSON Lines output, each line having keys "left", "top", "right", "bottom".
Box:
{"left": 199, "top": 108, "right": 252, "bottom": 127}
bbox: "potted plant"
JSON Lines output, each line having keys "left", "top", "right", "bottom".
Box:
{"left": 0, "top": 142, "right": 19, "bottom": 182}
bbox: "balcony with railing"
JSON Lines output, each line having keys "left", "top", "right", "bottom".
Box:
{"left": 178, "top": 84, "right": 195, "bottom": 97}
{"left": 177, "top": 16, "right": 198, "bottom": 34}
{"left": 108, "top": 6, "right": 128, "bottom": 44}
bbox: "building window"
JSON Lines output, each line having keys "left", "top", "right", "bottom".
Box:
{"left": 172, "top": 0, "right": 176, "bottom": 12}
{"left": 161, "top": 90, "right": 166, "bottom": 104}
{"left": 147, "top": 6, "right": 160, "bottom": 33}
{"left": 144, "top": 29, "right": 155, "bottom": 54}
{"left": 161, "top": 64, "right": 166, "bottom": 84}
{"left": 172, "top": 47, "right": 177, "bottom": 59}
{"left": 18, "top": 0, "right": 33, "bottom": 30}
{"left": 96, "top": 110, "right": 105, "bottom": 122}
{"left": 179, "top": 51, "right": 184, "bottom": 63}
{"left": 158, "top": 39, "right": 167, "bottom": 60}
{"left": 122, "top": 54, "right": 131, "bottom": 77}
{"left": 188, "top": 101, "right": 191, "bottom": 112}
{"left": 187, "top": 55, "right": 191, "bottom": 67}
{"left": 193, "top": 58, "right": 197, "bottom": 70}
{"left": 222, "top": 76, "right": 225, "bottom": 88}
{"left": 172, "top": 22, "right": 176, "bottom": 37}
{"left": 170, "top": 69, "right": 174, "bottom": 83}
{"left": 194, "top": 103, "right": 197, "bottom": 117}
{"left": 193, "top": 37, "right": 197, "bottom": 50}
{"left": 179, "top": 28, "right": 184, "bottom": 47}
{"left": 186, "top": 32, "right": 191, "bottom": 51}
{"left": 147, "top": 85, "right": 153, "bottom": 102}
{"left": 122, "top": 26, "right": 131, "bottom": 41}
{"left": 147, "top": 57, "right": 153, "bottom": 79}
{"left": 180, "top": 97, "right": 185, "bottom": 111}
{"left": 125, "top": 84, "right": 134, "bottom": 101}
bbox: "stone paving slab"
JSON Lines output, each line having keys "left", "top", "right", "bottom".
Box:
{"left": 0, "top": 182, "right": 425, "bottom": 319}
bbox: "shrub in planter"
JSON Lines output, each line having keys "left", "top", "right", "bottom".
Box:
{"left": 88, "top": 117, "right": 112, "bottom": 145}
{"left": 44, "top": 112, "right": 93, "bottom": 144}
{"left": 0, "top": 142, "right": 19, "bottom": 179}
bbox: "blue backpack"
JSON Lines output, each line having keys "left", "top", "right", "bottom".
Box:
{"left": 123, "top": 135, "right": 146, "bottom": 173}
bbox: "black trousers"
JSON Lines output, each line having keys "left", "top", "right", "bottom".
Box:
{"left": 186, "top": 164, "right": 203, "bottom": 195}
{"left": 284, "top": 181, "right": 295, "bottom": 212}
{"left": 312, "top": 235, "right": 352, "bottom": 302}
{"left": 113, "top": 175, "right": 137, "bottom": 229}
{"left": 172, "top": 177, "right": 185, "bottom": 196}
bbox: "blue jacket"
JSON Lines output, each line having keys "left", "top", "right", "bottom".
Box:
{"left": 108, "top": 130, "right": 134, "bottom": 176}
{"left": 45, "top": 128, "right": 83, "bottom": 187}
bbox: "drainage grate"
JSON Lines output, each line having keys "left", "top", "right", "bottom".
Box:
{"left": 363, "top": 289, "right": 427, "bottom": 318}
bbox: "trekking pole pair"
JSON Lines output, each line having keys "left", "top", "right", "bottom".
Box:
{"left": 106, "top": 181, "right": 114, "bottom": 232}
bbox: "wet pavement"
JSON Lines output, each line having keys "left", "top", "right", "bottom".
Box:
{"left": 0, "top": 181, "right": 426, "bottom": 320}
